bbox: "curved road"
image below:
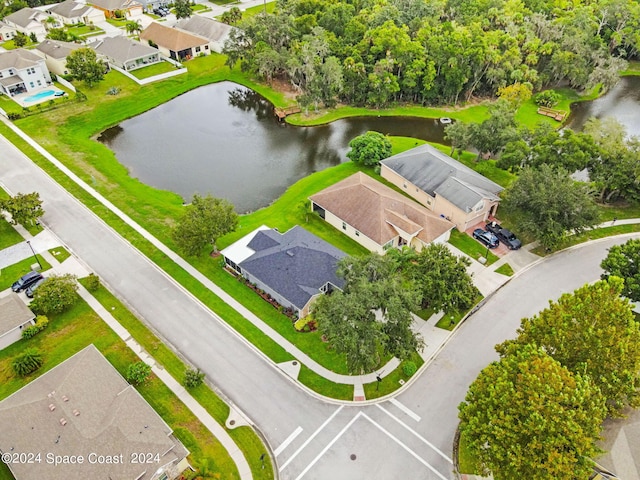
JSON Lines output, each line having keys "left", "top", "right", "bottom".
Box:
{"left": 0, "top": 132, "right": 635, "bottom": 479}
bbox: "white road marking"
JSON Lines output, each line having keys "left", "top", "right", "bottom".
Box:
{"left": 278, "top": 405, "right": 344, "bottom": 472}
{"left": 275, "top": 426, "right": 304, "bottom": 457}
{"left": 376, "top": 404, "right": 453, "bottom": 464}
{"left": 362, "top": 412, "right": 449, "bottom": 480}
{"left": 294, "top": 412, "right": 363, "bottom": 480}
{"left": 389, "top": 398, "right": 422, "bottom": 422}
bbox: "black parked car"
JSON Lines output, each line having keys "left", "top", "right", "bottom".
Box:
{"left": 11, "top": 271, "right": 44, "bottom": 292}
{"left": 25, "top": 277, "right": 46, "bottom": 298}
{"left": 486, "top": 222, "right": 522, "bottom": 250}
{"left": 472, "top": 228, "right": 499, "bottom": 249}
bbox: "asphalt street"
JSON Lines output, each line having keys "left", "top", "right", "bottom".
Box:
{"left": 1, "top": 131, "right": 637, "bottom": 480}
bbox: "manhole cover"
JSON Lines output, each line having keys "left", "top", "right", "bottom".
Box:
{"left": 292, "top": 361, "right": 298, "bottom": 366}
{"left": 229, "top": 420, "right": 236, "bottom": 426}
{"left": 350, "top": 454, "right": 356, "bottom": 461}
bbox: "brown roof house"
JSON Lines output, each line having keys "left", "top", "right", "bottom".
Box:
{"left": 380, "top": 144, "right": 504, "bottom": 231}
{"left": 140, "top": 21, "right": 209, "bottom": 60}
{"left": 0, "top": 293, "right": 35, "bottom": 351}
{"left": 309, "top": 172, "right": 454, "bottom": 255}
{"left": 0, "top": 344, "right": 190, "bottom": 480}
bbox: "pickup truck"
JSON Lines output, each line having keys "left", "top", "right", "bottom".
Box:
{"left": 486, "top": 222, "right": 522, "bottom": 250}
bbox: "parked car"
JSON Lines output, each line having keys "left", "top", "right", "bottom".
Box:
{"left": 472, "top": 228, "right": 499, "bottom": 249}
{"left": 25, "top": 277, "right": 46, "bottom": 298}
{"left": 153, "top": 6, "right": 167, "bottom": 15}
{"left": 11, "top": 271, "right": 44, "bottom": 292}
{"left": 486, "top": 222, "right": 522, "bottom": 250}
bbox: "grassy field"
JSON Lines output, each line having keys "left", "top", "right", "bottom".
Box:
{"left": 67, "top": 24, "right": 104, "bottom": 36}
{"left": 131, "top": 61, "right": 182, "bottom": 79}
{"left": 494, "top": 263, "right": 514, "bottom": 276}
{"left": 363, "top": 353, "right": 423, "bottom": 399}
{"left": 448, "top": 229, "right": 499, "bottom": 266}
{"left": 48, "top": 246, "right": 71, "bottom": 263}
{"left": 0, "top": 297, "right": 240, "bottom": 480}
{"left": 0, "top": 255, "right": 51, "bottom": 291}
{"left": 0, "top": 218, "right": 23, "bottom": 250}
{"left": 533, "top": 224, "right": 640, "bottom": 256}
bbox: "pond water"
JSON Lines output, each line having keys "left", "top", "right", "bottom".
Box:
{"left": 99, "top": 81, "right": 450, "bottom": 213}
{"left": 567, "top": 76, "right": 640, "bottom": 138}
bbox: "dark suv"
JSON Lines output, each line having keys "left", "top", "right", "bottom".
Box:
{"left": 486, "top": 222, "right": 522, "bottom": 250}
{"left": 472, "top": 228, "right": 499, "bottom": 248}
{"left": 11, "top": 271, "right": 44, "bottom": 292}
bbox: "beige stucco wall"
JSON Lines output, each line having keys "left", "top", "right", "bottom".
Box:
{"left": 0, "top": 320, "right": 35, "bottom": 351}
{"left": 434, "top": 195, "right": 499, "bottom": 231}
{"left": 43, "top": 55, "right": 68, "bottom": 76}
{"left": 321, "top": 208, "right": 388, "bottom": 254}
{"left": 380, "top": 164, "right": 437, "bottom": 210}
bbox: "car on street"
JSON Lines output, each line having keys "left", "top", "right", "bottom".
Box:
{"left": 11, "top": 271, "right": 44, "bottom": 292}
{"left": 25, "top": 277, "right": 46, "bottom": 298}
{"left": 486, "top": 222, "right": 522, "bottom": 250}
{"left": 472, "top": 228, "right": 499, "bottom": 248}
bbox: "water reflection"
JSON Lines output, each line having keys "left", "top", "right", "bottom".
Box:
{"left": 99, "top": 81, "right": 449, "bottom": 213}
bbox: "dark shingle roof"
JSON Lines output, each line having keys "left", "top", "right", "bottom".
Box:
{"left": 239, "top": 226, "right": 346, "bottom": 311}
{"left": 381, "top": 143, "right": 503, "bottom": 211}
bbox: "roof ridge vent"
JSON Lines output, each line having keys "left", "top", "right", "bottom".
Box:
{"left": 73, "top": 409, "right": 80, "bottom": 416}
{"left": 48, "top": 404, "right": 56, "bottom": 411}
{"left": 62, "top": 395, "right": 69, "bottom": 402}
{"left": 59, "top": 418, "right": 67, "bottom": 426}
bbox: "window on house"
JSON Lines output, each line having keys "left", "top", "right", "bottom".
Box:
{"left": 475, "top": 201, "right": 484, "bottom": 212}
{"left": 37, "top": 80, "right": 41, "bottom": 85}
{"left": 415, "top": 188, "right": 419, "bottom": 192}
{"left": 205, "top": 45, "right": 209, "bottom": 50}
{"left": 29, "top": 82, "right": 34, "bottom": 88}
{"left": 195, "top": 46, "right": 201, "bottom": 52}
{"left": 0, "top": 72, "right": 3, "bottom": 78}
{"left": 342, "top": 222, "right": 346, "bottom": 230}
{"left": 403, "top": 182, "right": 407, "bottom": 189}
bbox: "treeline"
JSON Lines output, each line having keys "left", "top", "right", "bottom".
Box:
{"left": 224, "top": 0, "right": 638, "bottom": 108}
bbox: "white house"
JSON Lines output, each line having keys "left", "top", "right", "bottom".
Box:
{"left": 0, "top": 20, "right": 17, "bottom": 42}
{"left": 47, "top": 0, "right": 106, "bottom": 26}
{"left": 0, "top": 49, "right": 52, "bottom": 96}
{"left": 3, "top": 8, "right": 49, "bottom": 41}
{"left": 0, "top": 293, "right": 35, "bottom": 351}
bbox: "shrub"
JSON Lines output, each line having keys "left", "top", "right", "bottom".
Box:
{"left": 21, "top": 315, "right": 49, "bottom": 339}
{"left": 7, "top": 112, "right": 21, "bottom": 120}
{"left": 534, "top": 90, "right": 560, "bottom": 108}
{"left": 31, "top": 274, "right": 78, "bottom": 314}
{"left": 84, "top": 273, "right": 101, "bottom": 291}
{"left": 402, "top": 361, "right": 417, "bottom": 377}
{"left": 183, "top": 368, "right": 205, "bottom": 388}
{"left": 12, "top": 348, "right": 44, "bottom": 376}
{"left": 127, "top": 361, "right": 151, "bottom": 385}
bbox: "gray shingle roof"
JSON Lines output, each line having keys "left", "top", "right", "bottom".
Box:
{"left": 239, "top": 226, "right": 347, "bottom": 311}
{"left": 48, "top": 0, "right": 92, "bottom": 18}
{"left": 381, "top": 143, "right": 503, "bottom": 211}
{"left": 89, "top": 0, "right": 140, "bottom": 12}
{"left": 90, "top": 35, "right": 158, "bottom": 64}
{"left": 5, "top": 8, "right": 46, "bottom": 28}
{"left": 174, "top": 16, "right": 232, "bottom": 43}
{"left": 0, "top": 345, "right": 188, "bottom": 480}
{"left": 0, "top": 48, "right": 42, "bottom": 71}
{"left": 36, "top": 39, "right": 82, "bottom": 60}
{"left": 0, "top": 293, "right": 34, "bottom": 336}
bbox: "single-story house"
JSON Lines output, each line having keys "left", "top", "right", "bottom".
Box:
{"left": 309, "top": 172, "right": 454, "bottom": 255}
{"left": 0, "top": 293, "right": 35, "bottom": 351}
{"left": 174, "top": 16, "right": 234, "bottom": 53}
{"left": 3, "top": 8, "right": 49, "bottom": 41}
{"left": 0, "top": 48, "right": 52, "bottom": 96}
{"left": 89, "top": 35, "right": 160, "bottom": 71}
{"left": 0, "top": 344, "right": 190, "bottom": 480}
{"left": 140, "top": 21, "right": 209, "bottom": 60}
{"left": 47, "top": 0, "right": 106, "bottom": 26}
{"left": 0, "top": 21, "right": 17, "bottom": 42}
{"left": 35, "top": 39, "right": 83, "bottom": 76}
{"left": 380, "top": 144, "right": 504, "bottom": 231}
{"left": 88, "top": 0, "right": 143, "bottom": 19}
{"left": 221, "top": 225, "right": 347, "bottom": 318}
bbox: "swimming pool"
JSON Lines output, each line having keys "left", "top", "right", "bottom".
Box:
{"left": 23, "top": 89, "right": 56, "bottom": 103}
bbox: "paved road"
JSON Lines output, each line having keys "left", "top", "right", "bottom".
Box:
{"left": 1, "top": 130, "right": 636, "bottom": 479}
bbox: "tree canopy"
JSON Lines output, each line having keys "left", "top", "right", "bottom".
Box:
{"left": 601, "top": 238, "right": 640, "bottom": 302}
{"left": 31, "top": 274, "right": 78, "bottom": 315}
{"left": 313, "top": 253, "right": 423, "bottom": 374}
{"left": 459, "top": 344, "right": 606, "bottom": 480}
{"left": 65, "top": 48, "right": 105, "bottom": 87}
{"left": 173, "top": 0, "right": 193, "bottom": 19}
{"left": 501, "top": 165, "right": 600, "bottom": 249}
{"left": 172, "top": 194, "right": 238, "bottom": 256}
{"left": 223, "top": 0, "right": 634, "bottom": 108}
{"left": 346, "top": 131, "right": 392, "bottom": 166}
{"left": 0, "top": 191, "right": 44, "bottom": 227}
{"left": 498, "top": 277, "right": 640, "bottom": 416}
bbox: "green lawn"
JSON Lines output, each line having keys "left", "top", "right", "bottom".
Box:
{"left": 533, "top": 224, "right": 640, "bottom": 256}
{"left": 48, "top": 246, "right": 71, "bottom": 263}
{"left": 67, "top": 24, "right": 104, "bottom": 36}
{"left": 0, "top": 94, "right": 23, "bottom": 115}
{"left": 131, "top": 61, "right": 182, "bottom": 79}
{"left": 448, "top": 229, "right": 499, "bottom": 266}
{"left": 242, "top": 2, "right": 276, "bottom": 17}
{"left": 363, "top": 353, "right": 423, "bottom": 399}
{"left": 457, "top": 430, "right": 482, "bottom": 474}
{"left": 192, "top": 3, "right": 211, "bottom": 11}
{"left": 77, "top": 278, "right": 274, "bottom": 479}
{"left": 622, "top": 60, "right": 640, "bottom": 76}
{"left": 0, "top": 255, "right": 51, "bottom": 291}
{"left": 210, "top": 0, "right": 238, "bottom": 4}
{"left": 0, "top": 298, "right": 241, "bottom": 480}
{"left": 0, "top": 218, "right": 23, "bottom": 250}
{"left": 106, "top": 17, "right": 129, "bottom": 27}
{"left": 494, "top": 263, "right": 514, "bottom": 276}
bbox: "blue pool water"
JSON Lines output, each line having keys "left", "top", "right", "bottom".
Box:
{"left": 24, "top": 89, "right": 55, "bottom": 103}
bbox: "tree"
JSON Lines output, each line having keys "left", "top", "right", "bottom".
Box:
{"left": 498, "top": 277, "right": 640, "bottom": 416}
{"left": 468, "top": 100, "right": 519, "bottom": 159}
{"left": 497, "top": 82, "right": 532, "bottom": 108}
{"left": 66, "top": 47, "right": 105, "bottom": 87}
{"left": 601, "top": 239, "right": 640, "bottom": 301}
{"left": 0, "top": 191, "right": 44, "bottom": 227}
{"left": 29, "top": 32, "right": 37, "bottom": 43}
{"left": 409, "top": 243, "right": 478, "bottom": 312}
{"left": 125, "top": 20, "right": 142, "bottom": 36}
{"left": 444, "top": 121, "right": 473, "bottom": 159}
{"left": 220, "top": 6, "right": 242, "bottom": 25}
{"left": 313, "top": 253, "right": 423, "bottom": 374}
{"left": 31, "top": 274, "right": 78, "bottom": 315}
{"left": 172, "top": 194, "right": 238, "bottom": 256}
{"left": 459, "top": 345, "right": 606, "bottom": 480}
{"left": 46, "top": 28, "right": 69, "bottom": 41}
{"left": 501, "top": 165, "right": 600, "bottom": 250}
{"left": 346, "top": 131, "right": 392, "bottom": 166}
{"left": 12, "top": 348, "right": 44, "bottom": 377}
{"left": 13, "top": 31, "right": 28, "bottom": 47}
{"left": 173, "top": 0, "right": 193, "bottom": 19}
{"left": 183, "top": 368, "right": 205, "bottom": 388}
{"left": 127, "top": 361, "right": 151, "bottom": 385}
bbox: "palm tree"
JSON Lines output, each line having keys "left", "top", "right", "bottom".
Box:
{"left": 125, "top": 20, "right": 142, "bottom": 36}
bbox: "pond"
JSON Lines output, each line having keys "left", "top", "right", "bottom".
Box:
{"left": 98, "top": 81, "right": 450, "bottom": 213}
{"left": 567, "top": 76, "right": 640, "bottom": 138}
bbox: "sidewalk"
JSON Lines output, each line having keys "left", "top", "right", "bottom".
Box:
{"left": 4, "top": 222, "right": 254, "bottom": 480}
